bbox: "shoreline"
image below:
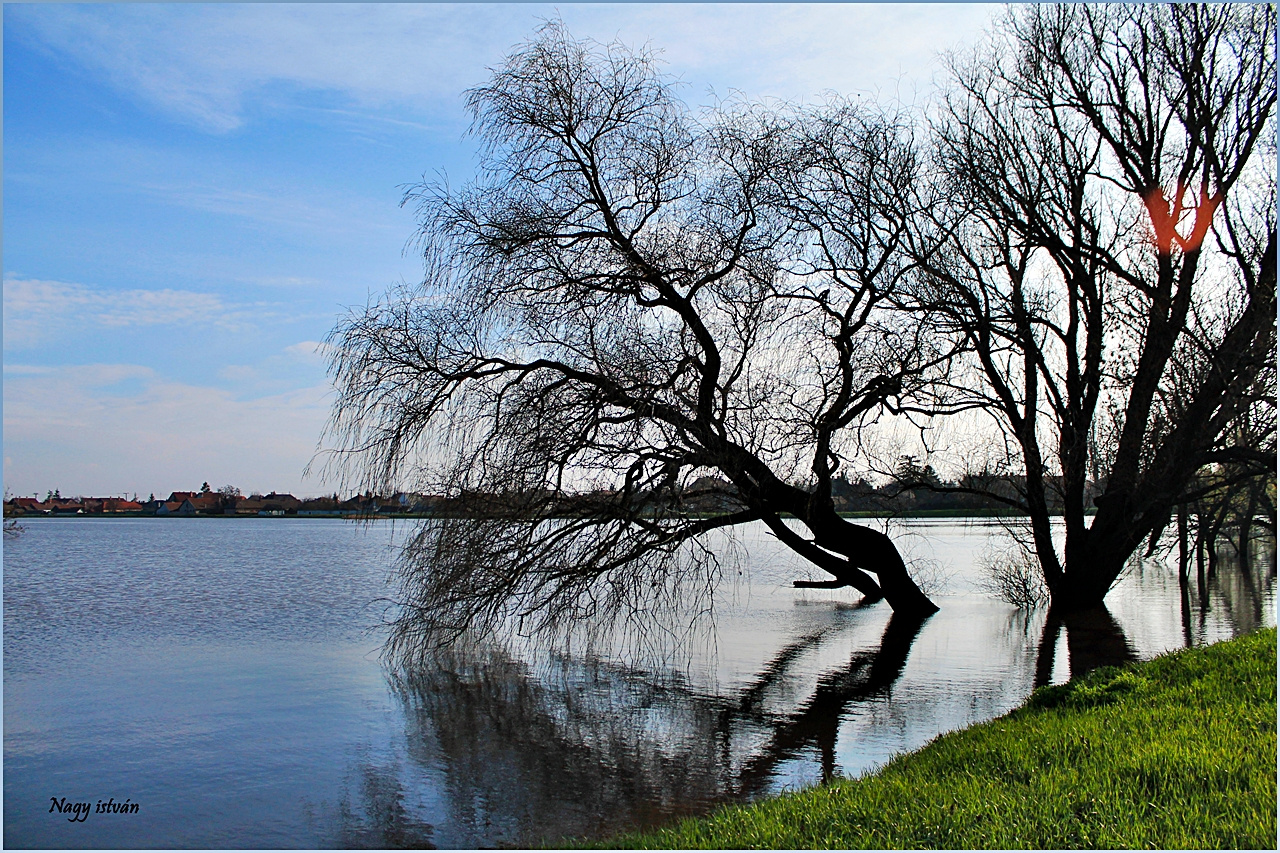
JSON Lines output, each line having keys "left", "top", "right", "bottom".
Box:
{"left": 580, "top": 628, "right": 1278, "bottom": 850}
{"left": 5, "top": 508, "right": 1099, "bottom": 521}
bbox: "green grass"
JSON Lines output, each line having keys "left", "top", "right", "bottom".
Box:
{"left": 584, "top": 628, "right": 1277, "bottom": 850}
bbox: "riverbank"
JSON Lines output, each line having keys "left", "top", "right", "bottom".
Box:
{"left": 586, "top": 627, "right": 1277, "bottom": 849}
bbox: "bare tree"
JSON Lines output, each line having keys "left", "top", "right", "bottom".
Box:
{"left": 910, "top": 4, "right": 1275, "bottom": 610}
{"left": 322, "top": 23, "right": 949, "bottom": 646}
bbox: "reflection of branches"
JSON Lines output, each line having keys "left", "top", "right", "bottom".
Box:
{"left": 384, "top": 610, "right": 926, "bottom": 845}
{"left": 731, "top": 623, "right": 849, "bottom": 716}
{"left": 390, "top": 638, "right": 732, "bottom": 846}
{"left": 1201, "top": 541, "right": 1276, "bottom": 637}
{"left": 334, "top": 761, "right": 437, "bottom": 849}
{"left": 725, "top": 614, "right": 927, "bottom": 797}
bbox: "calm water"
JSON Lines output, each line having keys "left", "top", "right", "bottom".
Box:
{"left": 3, "top": 517, "right": 1274, "bottom": 848}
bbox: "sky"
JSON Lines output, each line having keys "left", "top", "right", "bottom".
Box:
{"left": 2, "top": 2, "right": 998, "bottom": 500}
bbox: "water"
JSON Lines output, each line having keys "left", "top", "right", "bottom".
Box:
{"left": 4, "top": 517, "right": 1274, "bottom": 848}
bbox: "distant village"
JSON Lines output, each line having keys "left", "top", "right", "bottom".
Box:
{"left": 4, "top": 461, "right": 1036, "bottom": 520}
{"left": 3, "top": 483, "right": 433, "bottom": 519}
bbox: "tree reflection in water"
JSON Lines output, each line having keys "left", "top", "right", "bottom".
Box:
{"left": 724, "top": 614, "right": 927, "bottom": 798}
{"left": 333, "top": 761, "right": 438, "bottom": 849}
{"left": 327, "top": 548, "right": 1272, "bottom": 848}
{"left": 1197, "top": 538, "right": 1277, "bottom": 639}
{"left": 1032, "top": 546, "right": 1276, "bottom": 689}
{"left": 1033, "top": 606, "right": 1137, "bottom": 689}
{"left": 334, "top": 609, "right": 926, "bottom": 847}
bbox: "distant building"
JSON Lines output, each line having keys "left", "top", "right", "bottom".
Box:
{"left": 261, "top": 493, "right": 301, "bottom": 514}
{"left": 299, "top": 497, "right": 342, "bottom": 516}
{"left": 235, "top": 498, "right": 267, "bottom": 515}
{"left": 187, "top": 495, "right": 223, "bottom": 514}
{"left": 157, "top": 499, "right": 196, "bottom": 516}
{"left": 681, "top": 476, "right": 743, "bottom": 513}
{"left": 8, "top": 497, "right": 49, "bottom": 515}
{"left": 47, "top": 499, "right": 86, "bottom": 515}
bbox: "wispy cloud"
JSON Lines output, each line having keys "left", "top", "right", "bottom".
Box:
{"left": 10, "top": 4, "right": 996, "bottom": 133}
{"left": 3, "top": 363, "right": 332, "bottom": 497}
{"left": 284, "top": 340, "right": 332, "bottom": 363}
{"left": 129, "top": 179, "right": 399, "bottom": 237}
{"left": 215, "top": 341, "right": 334, "bottom": 393}
{"left": 10, "top": 3, "right": 517, "bottom": 132}
{"left": 2, "top": 276, "right": 272, "bottom": 349}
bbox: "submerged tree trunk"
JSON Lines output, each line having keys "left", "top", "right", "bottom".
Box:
{"left": 824, "top": 518, "right": 939, "bottom": 616}
{"left": 1238, "top": 490, "right": 1257, "bottom": 567}
{"left": 1177, "top": 508, "right": 1190, "bottom": 582}
{"left": 1047, "top": 551, "right": 1128, "bottom": 613}
{"left": 734, "top": 458, "right": 940, "bottom": 616}
{"left": 782, "top": 497, "right": 938, "bottom": 615}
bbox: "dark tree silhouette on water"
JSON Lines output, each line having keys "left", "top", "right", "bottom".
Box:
{"left": 909, "top": 4, "right": 1275, "bottom": 610}
{"left": 324, "top": 22, "right": 948, "bottom": 643}
{"left": 323, "top": 8, "right": 1275, "bottom": 643}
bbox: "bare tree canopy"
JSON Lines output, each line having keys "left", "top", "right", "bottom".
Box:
{"left": 913, "top": 4, "right": 1275, "bottom": 609}
{"left": 322, "top": 7, "right": 1276, "bottom": 646}
{"left": 323, "top": 22, "right": 950, "bottom": 646}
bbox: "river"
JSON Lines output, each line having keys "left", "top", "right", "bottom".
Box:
{"left": 3, "top": 516, "right": 1274, "bottom": 848}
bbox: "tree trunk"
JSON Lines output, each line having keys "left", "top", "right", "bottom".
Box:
{"left": 1047, "top": 563, "right": 1122, "bottom": 612}
{"left": 869, "top": 542, "right": 940, "bottom": 617}
{"left": 812, "top": 514, "right": 939, "bottom": 616}
{"left": 1047, "top": 517, "right": 1135, "bottom": 612}
{"left": 1237, "top": 490, "right": 1256, "bottom": 569}
{"left": 1177, "top": 507, "right": 1190, "bottom": 582}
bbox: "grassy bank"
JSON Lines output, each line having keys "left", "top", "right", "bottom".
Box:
{"left": 588, "top": 628, "right": 1277, "bottom": 850}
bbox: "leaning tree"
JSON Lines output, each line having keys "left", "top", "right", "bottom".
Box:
{"left": 909, "top": 4, "right": 1275, "bottom": 610}
{"left": 322, "top": 23, "right": 953, "bottom": 646}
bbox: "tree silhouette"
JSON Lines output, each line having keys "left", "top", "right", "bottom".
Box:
{"left": 323, "top": 22, "right": 945, "bottom": 645}
{"left": 911, "top": 4, "right": 1275, "bottom": 609}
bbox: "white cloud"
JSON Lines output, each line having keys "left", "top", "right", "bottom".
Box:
{"left": 13, "top": 3, "right": 522, "bottom": 131}
{"left": 12, "top": 3, "right": 998, "bottom": 132}
{"left": 284, "top": 340, "right": 332, "bottom": 363}
{"left": 129, "top": 179, "right": 398, "bottom": 237}
{"left": 2, "top": 363, "right": 334, "bottom": 498}
{"left": 562, "top": 3, "right": 996, "bottom": 104}
{"left": 2, "top": 364, "right": 58, "bottom": 377}
{"left": 2, "top": 277, "right": 275, "bottom": 349}
{"left": 215, "top": 342, "right": 333, "bottom": 392}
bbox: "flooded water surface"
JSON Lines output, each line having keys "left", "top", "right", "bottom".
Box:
{"left": 4, "top": 517, "right": 1274, "bottom": 848}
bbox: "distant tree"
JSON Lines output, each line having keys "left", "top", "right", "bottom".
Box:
{"left": 910, "top": 4, "right": 1275, "bottom": 609}
{"left": 892, "top": 456, "right": 942, "bottom": 490}
{"left": 201, "top": 482, "right": 212, "bottom": 494}
{"left": 217, "top": 484, "right": 242, "bottom": 498}
{"left": 322, "top": 22, "right": 947, "bottom": 646}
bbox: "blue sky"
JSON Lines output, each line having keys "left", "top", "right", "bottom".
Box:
{"left": 3, "top": 2, "right": 996, "bottom": 500}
